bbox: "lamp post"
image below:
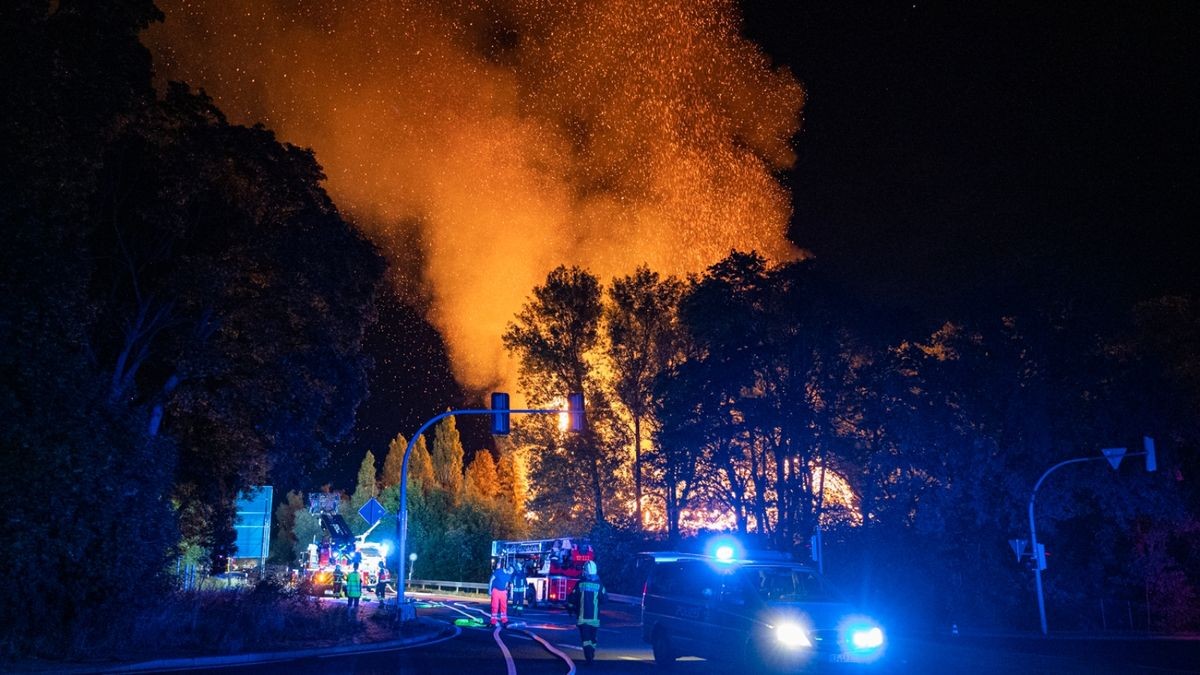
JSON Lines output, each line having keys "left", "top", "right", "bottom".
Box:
{"left": 1027, "top": 437, "right": 1156, "bottom": 635}
{"left": 393, "top": 393, "right": 584, "bottom": 623}
{"left": 408, "top": 552, "right": 417, "bottom": 581}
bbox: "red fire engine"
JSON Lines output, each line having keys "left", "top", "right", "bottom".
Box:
{"left": 491, "top": 537, "right": 595, "bottom": 606}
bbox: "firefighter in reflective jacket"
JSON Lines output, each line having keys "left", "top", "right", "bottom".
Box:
{"left": 567, "top": 560, "right": 606, "bottom": 663}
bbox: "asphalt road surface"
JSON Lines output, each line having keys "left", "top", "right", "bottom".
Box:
{"left": 177, "top": 592, "right": 1200, "bottom": 675}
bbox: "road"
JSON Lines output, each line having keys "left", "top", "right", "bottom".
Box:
{"left": 176, "top": 593, "right": 1200, "bottom": 675}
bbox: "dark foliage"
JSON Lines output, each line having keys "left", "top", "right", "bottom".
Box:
{"left": 653, "top": 252, "right": 1200, "bottom": 632}
{"left": 0, "top": 1, "right": 383, "bottom": 656}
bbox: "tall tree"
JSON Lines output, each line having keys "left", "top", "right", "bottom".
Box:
{"left": 504, "top": 265, "right": 613, "bottom": 527}
{"left": 2, "top": 4, "right": 385, "bottom": 651}
{"left": 382, "top": 432, "right": 432, "bottom": 490}
{"left": 494, "top": 438, "right": 530, "bottom": 537}
{"left": 347, "top": 450, "right": 379, "bottom": 534}
{"left": 432, "top": 414, "right": 465, "bottom": 498}
{"left": 607, "top": 266, "right": 685, "bottom": 530}
{"left": 464, "top": 450, "right": 500, "bottom": 504}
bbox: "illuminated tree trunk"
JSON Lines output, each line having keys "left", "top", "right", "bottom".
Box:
{"left": 634, "top": 414, "right": 643, "bottom": 530}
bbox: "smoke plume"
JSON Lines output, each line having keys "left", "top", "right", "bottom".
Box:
{"left": 147, "top": 0, "right": 804, "bottom": 393}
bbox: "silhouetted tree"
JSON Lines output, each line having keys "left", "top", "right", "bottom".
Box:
{"left": 503, "top": 265, "right": 617, "bottom": 529}
{"left": 607, "top": 266, "right": 686, "bottom": 530}
{"left": 0, "top": 2, "right": 384, "bottom": 654}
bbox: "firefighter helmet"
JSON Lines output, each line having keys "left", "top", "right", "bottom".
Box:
{"left": 584, "top": 561, "right": 597, "bottom": 576}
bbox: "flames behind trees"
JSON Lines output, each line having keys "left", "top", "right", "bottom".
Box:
{"left": 147, "top": 0, "right": 805, "bottom": 393}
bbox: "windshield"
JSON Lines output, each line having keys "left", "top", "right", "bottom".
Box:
{"left": 740, "top": 565, "right": 841, "bottom": 603}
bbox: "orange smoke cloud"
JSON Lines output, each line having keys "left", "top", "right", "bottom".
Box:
{"left": 146, "top": 0, "right": 804, "bottom": 393}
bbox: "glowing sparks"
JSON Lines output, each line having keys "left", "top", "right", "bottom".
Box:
{"left": 146, "top": 0, "right": 805, "bottom": 393}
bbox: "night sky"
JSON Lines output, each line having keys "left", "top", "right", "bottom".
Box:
{"left": 325, "top": 0, "right": 1198, "bottom": 490}
{"left": 750, "top": 1, "right": 1198, "bottom": 314}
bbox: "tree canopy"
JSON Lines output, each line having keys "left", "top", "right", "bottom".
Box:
{"left": 0, "top": 2, "right": 383, "bottom": 654}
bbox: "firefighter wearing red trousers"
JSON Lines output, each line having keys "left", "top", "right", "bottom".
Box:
{"left": 567, "top": 560, "right": 606, "bottom": 663}
{"left": 489, "top": 562, "right": 513, "bottom": 626}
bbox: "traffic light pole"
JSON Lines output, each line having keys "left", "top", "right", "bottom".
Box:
{"left": 1028, "top": 457, "right": 1094, "bottom": 635}
{"left": 1027, "top": 439, "right": 1156, "bottom": 635}
{"left": 394, "top": 399, "right": 582, "bottom": 623}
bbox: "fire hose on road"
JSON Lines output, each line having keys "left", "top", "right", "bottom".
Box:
{"left": 430, "top": 599, "right": 577, "bottom": 675}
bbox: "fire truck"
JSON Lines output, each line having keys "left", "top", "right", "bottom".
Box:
{"left": 490, "top": 537, "right": 595, "bottom": 606}
{"left": 301, "top": 494, "right": 388, "bottom": 596}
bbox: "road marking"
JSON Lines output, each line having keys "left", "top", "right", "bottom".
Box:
{"left": 493, "top": 625, "right": 517, "bottom": 675}
{"left": 556, "top": 643, "right": 582, "bottom": 650}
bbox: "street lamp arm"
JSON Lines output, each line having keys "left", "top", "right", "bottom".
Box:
{"left": 1030, "top": 456, "right": 1100, "bottom": 506}
{"left": 1027, "top": 454, "right": 1107, "bottom": 636}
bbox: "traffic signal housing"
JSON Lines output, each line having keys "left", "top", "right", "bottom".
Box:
{"left": 567, "top": 392, "right": 585, "bottom": 432}
{"left": 491, "top": 392, "right": 510, "bottom": 435}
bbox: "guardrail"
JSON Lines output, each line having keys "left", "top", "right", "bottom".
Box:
{"left": 408, "top": 578, "right": 489, "bottom": 595}
{"left": 406, "top": 579, "right": 640, "bottom": 605}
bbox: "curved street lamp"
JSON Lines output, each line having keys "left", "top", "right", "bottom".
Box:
{"left": 1027, "top": 437, "right": 1156, "bottom": 635}
{"left": 393, "top": 392, "right": 584, "bottom": 623}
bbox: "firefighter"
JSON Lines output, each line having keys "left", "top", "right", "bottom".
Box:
{"left": 332, "top": 564, "right": 344, "bottom": 597}
{"left": 345, "top": 562, "right": 363, "bottom": 619}
{"left": 567, "top": 560, "right": 606, "bottom": 663}
{"left": 510, "top": 562, "right": 527, "bottom": 613}
{"left": 489, "top": 562, "right": 513, "bottom": 627}
{"left": 375, "top": 560, "right": 390, "bottom": 602}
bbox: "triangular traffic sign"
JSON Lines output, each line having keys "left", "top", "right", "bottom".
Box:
{"left": 1101, "top": 447, "right": 1126, "bottom": 470}
{"left": 1009, "top": 538, "right": 1027, "bottom": 561}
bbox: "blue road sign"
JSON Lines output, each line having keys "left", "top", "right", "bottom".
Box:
{"left": 358, "top": 497, "right": 387, "bottom": 526}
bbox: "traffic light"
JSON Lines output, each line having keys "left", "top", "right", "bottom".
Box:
{"left": 567, "top": 392, "right": 586, "bottom": 432}
{"left": 1144, "top": 436, "right": 1157, "bottom": 472}
{"left": 491, "top": 392, "right": 510, "bottom": 435}
{"left": 1034, "top": 543, "right": 1046, "bottom": 571}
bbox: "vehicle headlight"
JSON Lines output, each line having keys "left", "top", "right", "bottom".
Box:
{"left": 849, "top": 626, "right": 884, "bottom": 650}
{"left": 774, "top": 622, "right": 812, "bottom": 648}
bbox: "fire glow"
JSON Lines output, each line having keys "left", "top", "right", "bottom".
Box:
{"left": 147, "top": 0, "right": 805, "bottom": 394}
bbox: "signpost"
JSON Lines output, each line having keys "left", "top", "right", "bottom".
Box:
{"left": 1009, "top": 538, "right": 1027, "bottom": 562}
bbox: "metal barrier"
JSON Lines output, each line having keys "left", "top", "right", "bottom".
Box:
{"left": 406, "top": 579, "right": 640, "bottom": 605}
{"left": 407, "top": 578, "right": 490, "bottom": 595}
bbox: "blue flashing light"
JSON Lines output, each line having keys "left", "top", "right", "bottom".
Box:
{"left": 850, "top": 626, "right": 884, "bottom": 650}
{"left": 839, "top": 615, "right": 886, "bottom": 660}
{"left": 705, "top": 535, "right": 744, "bottom": 563}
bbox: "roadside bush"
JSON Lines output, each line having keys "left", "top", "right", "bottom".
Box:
{"left": 57, "top": 585, "right": 366, "bottom": 662}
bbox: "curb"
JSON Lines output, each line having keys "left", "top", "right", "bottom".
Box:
{"left": 38, "top": 618, "right": 456, "bottom": 674}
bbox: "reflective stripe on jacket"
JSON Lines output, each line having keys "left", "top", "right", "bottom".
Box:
{"left": 577, "top": 580, "right": 602, "bottom": 626}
